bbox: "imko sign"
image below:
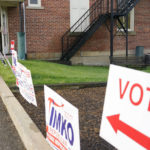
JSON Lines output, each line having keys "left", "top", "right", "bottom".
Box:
{"left": 44, "top": 85, "right": 80, "bottom": 150}
{"left": 100, "top": 65, "right": 150, "bottom": 150}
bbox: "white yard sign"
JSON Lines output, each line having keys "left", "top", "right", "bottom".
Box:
{"left": 11, "top": 50, "right": 18, "bottom": 75}
{"left": 100, "top": 65, "right": 150, "bottom": 150}
{"left": 16, "top": 62, "right": 37, "bottom": 106}
{"left": 11, "top": 50, "right": 37, "bottom": 106}
{"left": 44, "top": 85, "right": 80, "bottom": 150}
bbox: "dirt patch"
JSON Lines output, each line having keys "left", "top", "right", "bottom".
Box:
{"left": 13, "top": 87, "right": 116, "bottom": 150}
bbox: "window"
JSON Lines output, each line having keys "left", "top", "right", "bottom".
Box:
{"left": 28, "top": 0, "right": 41, "bottom": 7}
{"left": 118, "top": 9, "right": 134, "bottom": 31}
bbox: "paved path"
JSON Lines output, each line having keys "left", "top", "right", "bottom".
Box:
{"left": 0, "top": 97, "right": 26, "bottom": 150}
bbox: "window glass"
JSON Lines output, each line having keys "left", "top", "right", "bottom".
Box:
{"left": 28, "top": 0, "right": 41, "bottom": 7}
{"left": 30, "top": 0, "right": 38, "bottom": 4}
{"left": 117, "top": 9, "right": 134, "bottom": 31}
{"left": 118, "top": 13, "right": 131, "bottom": 29}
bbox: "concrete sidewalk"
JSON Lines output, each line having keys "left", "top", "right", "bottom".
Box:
{"left": 0, "top": 77, "right": 52, "bottom": 150}
{"left": 0, "top": 97, "right": 26, "bottom": 150}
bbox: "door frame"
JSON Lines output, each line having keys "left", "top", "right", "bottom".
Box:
{"left": 70, "top": 0, "right": 89, "bottom": 32}
{"left": 0, "top": 7, "right": 9, "bottom": 54}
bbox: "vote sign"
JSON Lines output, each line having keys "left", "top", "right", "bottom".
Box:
{"left": 100, "top": 65, "right": 150, "bottom": 150}
{"left": 44, "top": 85, "right": 80, "bottom": 150}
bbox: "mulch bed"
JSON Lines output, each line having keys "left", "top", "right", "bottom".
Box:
{"left": 13, "top": 86, "right": 116, "bottom": 150}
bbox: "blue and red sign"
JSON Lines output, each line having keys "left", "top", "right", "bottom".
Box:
{"left": 44, "top": 85, "right": 80, "bottom": 150}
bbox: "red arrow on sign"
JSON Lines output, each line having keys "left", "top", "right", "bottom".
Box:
{"left": 107, "top": 114, "right": 150, "bottom": 150}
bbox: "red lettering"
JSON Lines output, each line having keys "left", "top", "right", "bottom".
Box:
{"left": 146, "top": 88, "right": 150, "bottom": 111}
{"left": 129, "top": 84, "right": 143, "bottom": 106}
{"left": 148, "top": 101, "right": 150, "bottom": 112}
{"left": 119, "top": 78, "right": 130, "bottom": 99}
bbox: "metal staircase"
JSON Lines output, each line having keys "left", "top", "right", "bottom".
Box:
{"left": 116, "top": 0, "right": 140, "bottom": 16}
{"left": 60, "top": 0, "right": 140, "bottom": 62}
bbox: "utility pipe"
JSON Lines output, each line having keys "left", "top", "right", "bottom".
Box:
{"left": 23, "top": 2, "right": 27, "bottom": 59}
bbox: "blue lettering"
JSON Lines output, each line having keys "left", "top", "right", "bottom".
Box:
{"left": 61, "top": 116, "right": 68, "bottom": 140}
{"left": 53, "top": 111, "right": 61, "bottom": 132}
{"left": 67, "top": 123, "right": 74, "bottom": 146}
{"left": 49, "top": 107, "right": 75, "bottom": 146}
{"left": 49, "top": 107, "right": 54, "bottom": 126}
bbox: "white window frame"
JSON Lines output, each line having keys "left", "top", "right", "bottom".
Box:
{"left": 129, "top": 9, "right": 134, "bottom": 31}
{"left": 118, "top": 9, "right": 134, "bottom": 32}
{"left": 1, "top": 7, "right": 9, "bottom": 54}
{"left": 28, "top": 0, "right": 41, "bottom": 7}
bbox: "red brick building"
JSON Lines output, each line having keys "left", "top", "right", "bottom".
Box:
{"left": 0, "top": 0, "right": 150, "bottom": 65}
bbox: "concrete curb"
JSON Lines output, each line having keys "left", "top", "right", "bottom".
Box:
{"left": 0, "top": 77, "right": 53, "bottom": 150}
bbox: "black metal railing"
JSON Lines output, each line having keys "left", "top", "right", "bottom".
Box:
{"left": 61, "top": 0, "right": 139, "bottom": 61}
{"left": 117, "top": 0, "right": 138, "bottom": 15}
{"left": 61, "top": 0, "right": 110, "bottom": 58}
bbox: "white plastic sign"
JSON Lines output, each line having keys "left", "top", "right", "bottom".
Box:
{"left": 44, "top": 85, "right": 80, "bottom": 150}
{"left": 100, "top": 64, "right": 150, "bottom": 150}
{"left": 11, "top": 50, "right": 18, "bottom": 75}
{"left": 16, "top": 62, "right": 37, "bottom": 106}
{"left": 11, "top": 40, "right": 15, "bottom": 51}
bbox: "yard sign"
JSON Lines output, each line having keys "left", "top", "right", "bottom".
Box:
{"left": 15, "top": 62, "right": 37, "bottom": 106}
{"left": 100, "top": 64, "right": 150, "bottom": 150}
{"left": 11, "top": 50, "right": 18, "bottom": 75}
{"left": 11, "top": 48, "right": 37, "bottom": 106}
{"left": 10, "top": 40, "right": 15, "bottom": 51}
{"left": 44, "top": 85, "right": 80, "bottom": 150}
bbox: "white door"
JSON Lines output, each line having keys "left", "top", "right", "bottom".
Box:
{"left": 1, "top": 7, "right": 9, "bottom": 54}
{"left": 70, "top": 0, "right": 89, "bottom": 32}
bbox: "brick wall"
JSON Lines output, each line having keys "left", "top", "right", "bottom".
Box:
{"left": 8, "top": 0, "right": 150, "bottom": 64}
{"left": 25, "top": 0, "right": 69, "bottom": 58}
{"left": 80, "top": 0, "right": 150, "bottom": 52}
{"left": 8, "top": 0, "right": 70, "bottom": 59}
{"left": 8, "top": 7, "right": 20, "bottom": 51}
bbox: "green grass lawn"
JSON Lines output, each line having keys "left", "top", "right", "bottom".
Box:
{"left": 0, "top": 60, "right": 109, "bottom": 86}
{"left": 1, "top": 60, "right": 150, "bottom": 86}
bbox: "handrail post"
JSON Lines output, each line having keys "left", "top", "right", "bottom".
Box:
{"left": 116, "top": 0, "right": 118, "bottom": 12}
{"left": 107, "top": 0, "right": 109, "bottom": 13}
{"left": 125, "top": 14, "right": 128, "bottom": 57}
{"left": 110, "top": 0, "right": 114, "bottom": 59}
{"left": 61, "top": 37, "right": 64, "bottom": 57}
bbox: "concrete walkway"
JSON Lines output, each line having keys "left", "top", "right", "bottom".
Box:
{"left": 0, "top": 77, "right": 52, "bottom": 150}
{"left": 0, "top": 97, "right": 26, "bottom": 150}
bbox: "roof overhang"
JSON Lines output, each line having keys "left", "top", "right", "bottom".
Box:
{"left": 0, "top": 0, "right": 24, "bottom": 7}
